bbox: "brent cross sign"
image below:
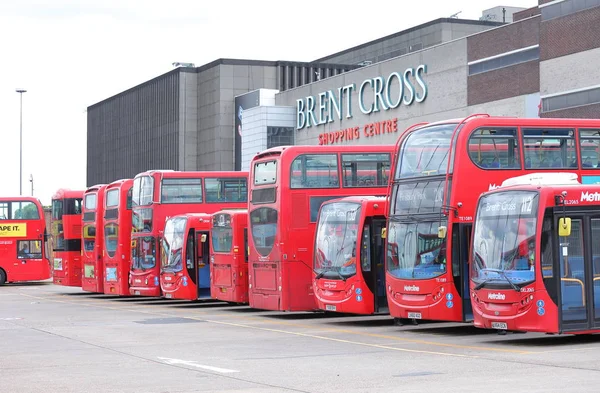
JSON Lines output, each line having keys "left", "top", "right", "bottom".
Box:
{"left": 296, "top": 65, "right": 428, "bottom": 130}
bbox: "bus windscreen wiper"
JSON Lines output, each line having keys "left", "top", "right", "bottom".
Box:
{"left": 474, "top": 268, "right": 520, "bottom": 292}
{"left": 314, "top": 269, "right": 346, "bottom": 282}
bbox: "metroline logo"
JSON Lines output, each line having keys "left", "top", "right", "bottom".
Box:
{"left": 488, "top": 292, "right": 506, "bottom": 300}
{"left": 404, "top": 285, "right": 420, "bottom": 292}
{"left": 581, "top": 191, "right": 600, "bottom": 202}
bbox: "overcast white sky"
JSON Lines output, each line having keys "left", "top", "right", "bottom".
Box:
{"left": 0, "top": 0, "right": 535, "bottom": 205}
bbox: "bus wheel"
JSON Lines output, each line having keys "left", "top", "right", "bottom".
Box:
{"left": 0, "top": 269, "right": 6, "bottom": 285}
{"left": 394, "top": 318, "right": 417, "bottom": 326}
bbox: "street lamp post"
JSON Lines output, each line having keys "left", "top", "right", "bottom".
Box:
{"left": 29, "top": 174, "right": 34, "bottom": 196}
{"left": 16, "top": 89, "right": 27, "bottom": 196}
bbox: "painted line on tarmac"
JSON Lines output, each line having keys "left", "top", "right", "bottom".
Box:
{"left": 529, "top": 346, "right": 600, "bottom": 354}
{"left": 157, "top": 357, "right": 239, "bottom": 373}
{"left": 19, "top": 292, "right": 529, "bottom": 356}
{"left": 214, "top": 316, "right": 533, "bottom": 355}
{"left": 202, "top": 318, "right": 475, "bottom": 358}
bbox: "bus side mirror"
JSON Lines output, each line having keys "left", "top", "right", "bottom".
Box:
{"left": 438, "top": 226, "right": 447, "bottom": 239}
{"left": 200, "top": 234, "right": 207, "bottom": 243}
{"left": 381, "top": 228, "right": 387, "bottom": 239}
{"left": 558, "top": 217, "right": 571, "bottom": 237}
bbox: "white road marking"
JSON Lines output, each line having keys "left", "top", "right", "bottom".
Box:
{"left": 157, "top": 357, "right": 239, "bottom": 373}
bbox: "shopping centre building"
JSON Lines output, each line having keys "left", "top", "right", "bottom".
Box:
{"left": 87, "top": 0, "right": 600, "bottom": 185}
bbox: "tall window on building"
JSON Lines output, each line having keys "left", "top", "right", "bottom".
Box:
{"left": 267, "top": 126, "right": 294, "bottom": 149}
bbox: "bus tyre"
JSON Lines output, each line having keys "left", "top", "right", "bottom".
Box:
{"left": 394, "top": 318, "right": 418, "bottom": 326}
{"left": 0, "top": 269, "right": 6, "bottom": 285}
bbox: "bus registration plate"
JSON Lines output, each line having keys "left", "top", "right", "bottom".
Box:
{"left": 325, "top": 304, "right": 336, "bottom": 311}
{"left": 165, "top": 294, "right": 172, "bottom": 299}
{"left": 491, "top": 322, "right": 507, "bottom": 330}
{"left": 407, "top": 312, "right": 422, "bottom": 319}
{"left": 134, "top": 290, "right": 140, "bottom": 295}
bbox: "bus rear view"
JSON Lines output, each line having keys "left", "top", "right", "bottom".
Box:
{"left": 82, "top": 185, "right": 107, "bottom": 293}
{"left": 51, "top": 189, "right": 83, "bottom": 286}
{"left": 248, "top": 145, "right": 393, "bottom": 312}
{"left": 210, "top": 209, "right": 249, "bottom": 304}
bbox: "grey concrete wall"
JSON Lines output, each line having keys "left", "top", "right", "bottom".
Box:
{"left": 540, "top": 47, "right": 600, "bottom": 97}
{"left": 318, "top": 20, "right": 502, "bottom": 66}
{"left": 196, "top": 64, "right": 278, "bottom": 171}
{"left": 180, "top": 71, "right": 198, "bottom": 171}
{"left": 86, "top": 69, "right": 181, "bottom": 186}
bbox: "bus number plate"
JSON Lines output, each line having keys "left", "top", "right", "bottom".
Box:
{"left": 220, "top": 288, "right": 227, "bottom": 293}
{"left": 491, "top": 322, "right": 507, "bottom": 330}
{"left": 325, "top": 304, "right": 336, "bottom": 311}
{"left": 165, "top": 294, "right": 172, "bottom": 299}
{"left": 134, "top": 290, "right": 140, "bottom": 295}
{"left": 407, "top": 312, "right": 422, "bottom": 319}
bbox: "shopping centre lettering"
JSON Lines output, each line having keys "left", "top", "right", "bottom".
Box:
{"left": 297, "top": 65, "right": 428, "bottom": 131}
{"left": 318, "top": 118, "right": 398, "bottom": 145}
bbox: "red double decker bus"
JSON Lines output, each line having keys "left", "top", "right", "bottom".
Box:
{"left": 313, "top": 196, "right": 388, "bottom": 314}
{"left": 50, "top": 189, "right": 83, "bottom": 286}
{"left": 471, "top": 173, "right": 600, "bottom": 334}
{"left": 130, "top": 170, "right": 248, "bottom": 297}
{"left": 210, "top": 209, "right": 249, "bottom": 304}
{"left": 248, "top": 145, "right": 393, "bottom": 311}
{"left": 386, "top": 115, "right": 600, "bottom": 324}
{"left": 103, "top": 179, "right": 133, "bottom": 295}
{"left": 0, "top": 197, "right": 50, "bottom": 285}
{"left": 160, "top": 213, "right": 212, "bottom": 299}
{"left": 82, "top": 184, "right": 107, "bottom": 293}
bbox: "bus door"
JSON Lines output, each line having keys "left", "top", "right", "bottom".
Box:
{"left": 185, "top": 230, "right": 197, "bottom": 289}
{"left": 361, "top": 218, "right": 388, "bottom": 313}
{"left": 195, "top": 230, "right": 211, "bottom": 299}
{"left": 452, "top": 223, "right": 473, "bottom": 321}
{"left": 557, "top": 215, "right": 600, "bottom": 332}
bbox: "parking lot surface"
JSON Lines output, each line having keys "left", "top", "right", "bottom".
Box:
{"left": 2, "top": 282, "right": 600, "bottom": 393}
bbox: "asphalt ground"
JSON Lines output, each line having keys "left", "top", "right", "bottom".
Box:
{"left": 2, "top": 281, "right": 600, "bottom": 393}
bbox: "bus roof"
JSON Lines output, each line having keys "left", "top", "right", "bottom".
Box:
{"left": 252, "top": 144, "right": 394, "bottom": 161}
{"left": 212, "top": 208, "right": 248, "bottom": 215}
{"left": 106, "top": 178, "right": 133, "bottom": 189}
{"left": 410, "top": 115, "right": 600, "bottom": 133}
{"left": 51, "top": 189, "right": 84, "bottom": 200}
{"left": 323, "top": 195, "right": 387, "bottom": 205}
{"left": 501, "top": 172, "right": 580, "bottom": 188}
{"left": 85, "top": 184, "right": 107, "bottom": 193}
{"left": 0, "top": 196, "right": 42, "bottom": 204}
{"left": 167, "top": 212, "right": 212, "bottom": 220}
{"left": 134, "top": 170, "right": 248, "bottom": 178}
